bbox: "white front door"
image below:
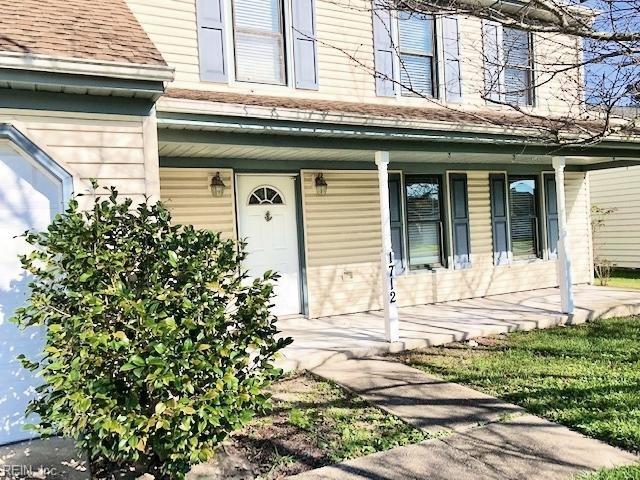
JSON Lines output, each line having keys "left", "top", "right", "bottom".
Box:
{"left": 237, "top": 175, "right": 301, "bottom": 316}
{"left": 0, "top": 144, "right": 65, "bottom": 444}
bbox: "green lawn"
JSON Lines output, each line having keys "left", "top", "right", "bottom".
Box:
{"left": 396, "top": 316, "right": 640, "bottom": 453}
{"left": 578, "top": 465, "right": 640, "bottom": 479}
{"left": 598, "top": 269, "right": 640, "bottom": 290}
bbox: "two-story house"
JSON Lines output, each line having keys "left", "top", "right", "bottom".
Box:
{"left": 1, "top": 0, "right": 639, "bottom": 445}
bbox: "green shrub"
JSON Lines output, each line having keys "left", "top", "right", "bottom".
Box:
{"left": 12, "top": 185, "right": 292, "bottom": 479}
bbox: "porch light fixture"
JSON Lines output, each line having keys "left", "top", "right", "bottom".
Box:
{"left": 210, "top": 172, "right": 226, "bottom": 198}
{"left": 315, "top": 173, "right": 328, "bottom": 196}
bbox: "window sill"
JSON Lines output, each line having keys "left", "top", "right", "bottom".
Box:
{"left": 505, "top": 257, "right": 551, "bottom": 266}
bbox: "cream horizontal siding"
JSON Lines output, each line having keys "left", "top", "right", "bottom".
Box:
{"left": 301, "top": 170, "right": 382, "bottom": 318}
{"left": 565, "top": 172, "right": 592, "bottom": 283}
{"left": 590, "top": 166, "right": 640, "bottom": 269}
{"left": 127, "top": 0, "right": 581, "bottom": 117}
{"left": 159, "top": 168, "right": 236, "bottom": 239}
{"left": 0, "top": 110, "right": 153, "bottom": 209}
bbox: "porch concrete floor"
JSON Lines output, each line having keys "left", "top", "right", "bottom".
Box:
{"left": 277, "top": 285, "right": 640, "bottom": 371}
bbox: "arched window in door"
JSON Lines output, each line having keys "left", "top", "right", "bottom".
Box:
{"left": 248, "top": 186, "right": 284, "bottom": 205}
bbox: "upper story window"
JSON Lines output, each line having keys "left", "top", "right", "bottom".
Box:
{"left": 372, "top": 2, "right": 462, "bottom": 102}
{"left": 196, "top": 0, "right": 318, "bottom": 89}
{"left": 503, "top": 28, "right": 534, "bottom": 106}
{"left": 398, "top": 12, "right": 437, "bottom": 97}
{"left": 483, "top": 23, "right": 535, "bottom": 106}
{"left": 232, "top": 0, "right": 286, "bottom": 85}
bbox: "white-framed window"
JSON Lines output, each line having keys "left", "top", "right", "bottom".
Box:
{"left": 397, "top": 11, "right": 438, "bottom": 98}
{"left": 373, "top": 2, "right": 462, "bottom": 102}
{"left": 196, "top": 0, "right": 318, "bottom": 89}
{"left": 232, "top": 0, "right": 287, "bottom": 85}
{"left": 483, "top": 23, "right": 535, "bottom": 106}
{"left": 503, "top": 27, "right": 534, "bottom": 106}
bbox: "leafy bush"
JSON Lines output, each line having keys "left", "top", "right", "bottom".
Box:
{"left": 12, "top": 185, "right": 291, "bottom": 479}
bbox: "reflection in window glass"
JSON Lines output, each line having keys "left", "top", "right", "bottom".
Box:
{"left": 405, "top": 177, "right": 442, "bottom": 268}
{"left": 509, "top": 176, "right": 539, "bottom": 259}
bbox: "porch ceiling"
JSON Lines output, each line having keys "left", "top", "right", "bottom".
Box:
{"left": 158, "top": 139, "right": 634, "bottom": 168}
{"left": 159, "top": 141, "right": 565, "bottom": 165}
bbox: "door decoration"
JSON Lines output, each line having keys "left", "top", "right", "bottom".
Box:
{"left": 265, "top": 211, "right": 273, "bottom": 222}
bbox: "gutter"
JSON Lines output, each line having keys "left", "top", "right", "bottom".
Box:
{"left": 0, "top": 51, "right": 175, "bottom": 83}
{"left": 157, "top": 97, "right": 640, "bottom": 147}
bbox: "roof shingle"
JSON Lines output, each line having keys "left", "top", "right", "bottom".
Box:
{"left": 0, "top": 0, "right": 166, "bottom": 66}
{"left": 164, "top": 88, "right": 579, "bottom": 131}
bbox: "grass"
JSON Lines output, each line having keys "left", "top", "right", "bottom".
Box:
{"left": 396, "top": 316, "right": 640, "bottom": 453}
{"left": 217, "top": 373, "right": 430, "bottom": 479}
{"left": 598, "top": 269, "right": 640, "bottom": 290}
{"left": 577, "top": 465, "right": 640, "bottom": 479}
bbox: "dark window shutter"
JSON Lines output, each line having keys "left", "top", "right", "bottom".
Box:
{"left": 388, "top": 174, "right": 405, "bottom": 272}
{"left": 490, "top": 173, "right": 510, "bottom": 265}
{"left": 482, "top": 21, "right": 502, "bottom": 102}
{"left": 450, "top": 173, "right": 471, "bottom": 269}
{"left": 292, "top": 0, "right": 319, "bottom": 90}
{"left": 196, "top": 0, "right": 228, "bottom": 82}
{"left": 544, "top": 174, "right": 559, "bottom": 259}
{"left": 372, "top": 0, "right": 396, "bottom": 97}
{"left": 442, "top": 16, "right": 463, "bottom": 103}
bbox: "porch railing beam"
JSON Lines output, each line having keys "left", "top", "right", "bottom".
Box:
{"left": 553, "top": 156, "right": 575, "bottom": 315}
{"left": 375, "top": 151, "right": 399, "bottom": 342}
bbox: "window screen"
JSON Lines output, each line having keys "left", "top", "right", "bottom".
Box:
{"left": 509, "top": 176, "right": 540, "bottom": 259}
{"left": 503, "top": 27, "right": 533, "bottom": 105}
{"left": 233, "top": 0, "right": 286, "bottom": 85}
{"left": 398, "top": 12, "right": 436, "bottom": 97}
{"left": 405, "top": 176, "right": 443, "bottom": 268}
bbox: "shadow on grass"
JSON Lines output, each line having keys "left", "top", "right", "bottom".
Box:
{"left": 399, "top": 316, "right": 640, "bottom": 453}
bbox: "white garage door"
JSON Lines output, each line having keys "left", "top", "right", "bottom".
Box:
{"left": 0, "top": 143, "right": 65, "bottom": 444}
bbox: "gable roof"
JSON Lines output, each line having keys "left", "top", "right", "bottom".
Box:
{"left": 0, "top": 0, "right": 166, "bottom": 67}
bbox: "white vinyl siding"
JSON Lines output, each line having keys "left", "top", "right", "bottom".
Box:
{"left": 232, "top": 0, "right": 286, "bottom": 85}
{"left": 590, "top": 166, "right": 640, "bottom": 269}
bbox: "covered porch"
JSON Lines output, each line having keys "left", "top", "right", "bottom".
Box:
{"left": 277, "top": 285, "right": 640, "bottom": 371}
{"left": 156, "top": 97, "right": 640, "bottom": 355}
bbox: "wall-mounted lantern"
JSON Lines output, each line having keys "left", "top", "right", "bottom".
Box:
{"left": 210, "top": 172, "right": 226, "bottom": 198}
{"left": 315, "top": 173, "right": 328, "bottom": 196}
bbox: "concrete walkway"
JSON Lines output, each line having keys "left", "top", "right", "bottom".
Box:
{"left": 291, "top": 358, "right": 638, "bottom": 480}
{"left": 278, "top": 285, "right": 640, "bottom": 371}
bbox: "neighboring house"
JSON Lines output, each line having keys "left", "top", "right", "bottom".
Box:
{"left": 0, "top": 0, "right": 639, "bottom": 445}
{"left": 590, "top": 165, "right": 640, "bottom": 269}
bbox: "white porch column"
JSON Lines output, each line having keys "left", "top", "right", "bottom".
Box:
{"left": 375, "top": 151, "right": 399, "bottom": 342}
{"left": 553, "top": 156, "right": 575, "bottom": 315}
